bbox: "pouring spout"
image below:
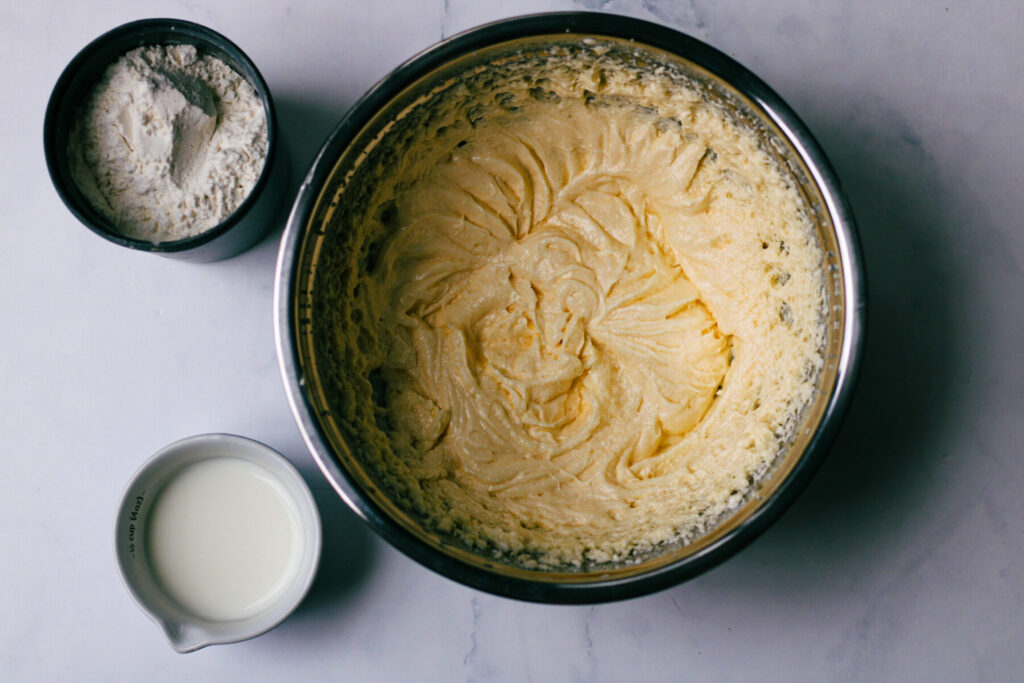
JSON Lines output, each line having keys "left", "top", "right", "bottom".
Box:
{"left": 161, "top": 619, "right": 212, "bottom": 653}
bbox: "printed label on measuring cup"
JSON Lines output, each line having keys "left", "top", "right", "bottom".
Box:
{"left": 126, "top": 491, "right": 146, "bottom": 560}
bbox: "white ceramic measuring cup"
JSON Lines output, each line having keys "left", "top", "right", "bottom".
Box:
{"left": 115, "top": 434, "right": 321, "bottom": 652}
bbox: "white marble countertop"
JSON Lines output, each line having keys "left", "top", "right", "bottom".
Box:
{"left": 3, "top": 1, "right": 1023, "bottom": 680}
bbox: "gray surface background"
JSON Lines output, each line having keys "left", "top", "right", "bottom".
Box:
{"left": 2, "top": 1, "right": 1022, "bottom": 680}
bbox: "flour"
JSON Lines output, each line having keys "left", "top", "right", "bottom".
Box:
{"left": 68, "top": 44, "right": 268, "bottom": 242}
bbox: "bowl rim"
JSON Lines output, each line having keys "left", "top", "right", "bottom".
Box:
{"left": 43, "top": 17, "right": 279, "bottom": 254}
{"left": 274, "top": 11, "right": 866, "bottom": 603}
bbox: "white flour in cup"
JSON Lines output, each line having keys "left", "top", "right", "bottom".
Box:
{"left": 68, "top": 44, "right": 268, "bottom": 242}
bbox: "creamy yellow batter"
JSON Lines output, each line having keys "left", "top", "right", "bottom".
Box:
{"left": 323, "top": 46, "right": 825, "bottom": 565}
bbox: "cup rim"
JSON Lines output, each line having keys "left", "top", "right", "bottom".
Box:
{"left": 113, "top": 433, "right": 322, "bottom": 652}
{"left": 43, "top": 18, "right": 279, "bottom": 254}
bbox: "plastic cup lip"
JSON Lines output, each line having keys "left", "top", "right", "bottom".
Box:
{"left": 113, "top": 433, "right": 322, "bottom": 653}
{"left": 43, "top": 18, "right": 280, "bottom": 256}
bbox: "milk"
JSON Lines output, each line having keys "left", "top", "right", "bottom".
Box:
{"left": 145, "top": 457, "right": 303, "bottom": 622}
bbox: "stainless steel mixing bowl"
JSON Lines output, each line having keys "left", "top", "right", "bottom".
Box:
{"left": 274, "top": 12, "right": 865, "bottom": 603}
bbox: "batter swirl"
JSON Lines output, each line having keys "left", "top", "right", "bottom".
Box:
{"left": 332, "top": 51, "right": 826, "bottom": 565}
{"left": 381, "top": 101, "right": 731, "bottom": 491}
